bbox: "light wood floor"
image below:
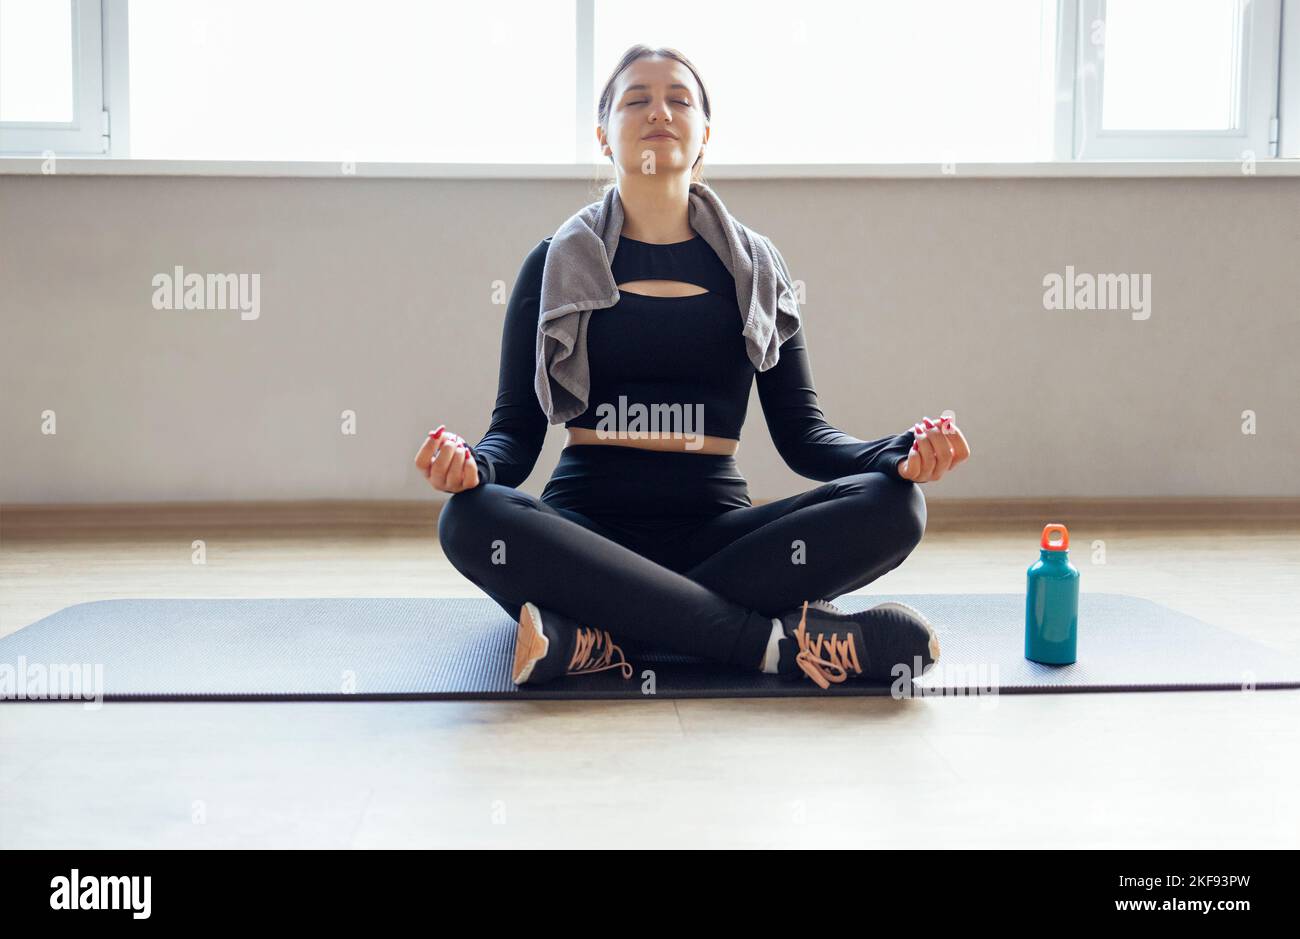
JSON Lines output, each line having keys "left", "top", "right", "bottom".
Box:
{"left": 1, "top": 499, "right": 1297, "bottom": 849}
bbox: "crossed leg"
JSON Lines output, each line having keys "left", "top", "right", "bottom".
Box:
{"left": 666, "top": 471, "right": 927, "bottom": 617}
{"left": 437, "top": 483, "right": 778, "bottom": 668}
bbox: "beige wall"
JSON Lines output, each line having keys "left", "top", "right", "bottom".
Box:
{"left": 1, "top": 173, "right": 1297, "bottom": 504}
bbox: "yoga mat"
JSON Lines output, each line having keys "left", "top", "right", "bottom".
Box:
{"left": 1, "top": 593, "right": 1297, "bottom": 701}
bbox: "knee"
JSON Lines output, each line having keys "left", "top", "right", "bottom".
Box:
{"left": 436, "top": 483, "right": 533, "bottom": 567}
{"left": 436, "top": 484, "right": 495, "bottom": 566}
{"left": 846, "top": 472, "right": 927, "bottom": 555}
{"left": 893, "top": 477, "right": 927, "bottom": 553}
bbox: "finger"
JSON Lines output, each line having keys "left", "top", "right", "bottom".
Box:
{"left": 459, "top": 447, "right": 480, "bottom": 490}
{"left": 925, "top": 423, "right": 956, "bottom": 476}
{"left": 922, "top": 415, "right": 953, "bottom": 452}
{"left": 941, "top": 418, "right": 971, "bottom": 464}
{"left": 896, "top": 449, "right": 916, "bottom": 481}
{"left": 907, "top": 435, "right": 927, "bottom": 482}
{"left": 415, "top": 425, "right": 447, "bottom": 474}
{"left": 931, "top": 415, "right": 969, "bottom": 465}
{"left": 445, "top": 439, "right": 469, "bottom": 489}
{"left": 428, "top": 432, "right": 464, "bottom": 488}
{"left": 449, "top": 440, "right": 475, "bottom": 490}
{"left": 431, "top": 441, "right": 467, "bottom": 492}
{"left": 424, "top": 436, "right": 450, "bottom": 489}
{"left": 420, "top": 426, "right": 462, "bottom": 477}
{"left": 906, "top": 422, "right": 926, "bottom": 460}
{"left": 899, "top": 438, "right": 923, "bottom": 482}
{"left": 915, "top": 429, "right": 940, "bottom": 481}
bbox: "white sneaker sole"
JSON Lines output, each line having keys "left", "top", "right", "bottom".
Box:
{"left": 864, "top": 600, "right": 941, "bottom": 671}
{"left": 512, "top": 602, "right": 549, "bottom": 685}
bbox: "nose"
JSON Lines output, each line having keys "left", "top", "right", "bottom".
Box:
{"left": 649, "top": 99, "right": 672, "bottom": 124}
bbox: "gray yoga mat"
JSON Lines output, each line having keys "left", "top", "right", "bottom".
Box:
{"left": 1, "top": 593, "right": 1296, "bottom": 701}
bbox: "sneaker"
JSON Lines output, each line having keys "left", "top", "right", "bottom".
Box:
{"left": 512, "top": 601, "right": 634, "bottom": 685}
{"left": 775, "top": 598, "right": 941, "bottom": 689}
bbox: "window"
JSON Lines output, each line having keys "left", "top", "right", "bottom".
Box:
{"left": 124, "top": 0, "right": 574, "bottom": 162}
{"left": 1071, "top": 0, "right": 1283, "bottom": 158}
{"left": 0, "top": 0, "right": 108, "bottom": 154}
{"left": 594, "top": 0, "right": 1060, "bottom": 163}
{"left": 0, "top": 0, "right": 1291, "bottom": 163}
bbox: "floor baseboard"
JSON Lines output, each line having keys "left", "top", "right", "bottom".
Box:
{"left": 3, "top": 496, "right": 1298, "bottom": 536}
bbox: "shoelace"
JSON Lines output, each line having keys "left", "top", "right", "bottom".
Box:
{"left": 791, "top": 600, "right": 863, "bottom": 690}
{"left": 568, "top": 627, "right": 634, "bottom": 679}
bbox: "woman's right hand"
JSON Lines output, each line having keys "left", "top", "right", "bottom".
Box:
{"left": 414, "top": 424, "right": 480, "bottom": 493}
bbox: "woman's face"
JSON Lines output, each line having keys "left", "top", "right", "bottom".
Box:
{"left": 600, "top": 56, "right": 708, "bottom": 180}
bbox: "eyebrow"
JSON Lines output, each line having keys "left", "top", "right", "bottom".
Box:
{"left": 622, "top": 83, "right": 693, "bottom": 94}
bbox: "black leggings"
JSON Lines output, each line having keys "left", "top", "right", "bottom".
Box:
{"left": 437, "top": 444, "right": 926, "bottom": 671}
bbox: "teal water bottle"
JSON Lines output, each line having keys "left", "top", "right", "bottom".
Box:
{"left": 1025, "top": 523, "right": 1079, "bottom": 664}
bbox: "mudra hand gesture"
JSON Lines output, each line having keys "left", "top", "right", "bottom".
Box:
{"left": 896, "top": 413, "right": 971, "bottom": 483}
{"left": 415, "top": 424, "right": 480, "bottom": 493}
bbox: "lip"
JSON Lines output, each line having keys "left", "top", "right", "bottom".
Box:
{"left": 642, "top": 133, "right": 677, "bottom": 140}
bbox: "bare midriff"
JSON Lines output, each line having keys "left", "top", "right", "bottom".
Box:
{"left": 564, "top": 426, "right": 739, "bottom": 455}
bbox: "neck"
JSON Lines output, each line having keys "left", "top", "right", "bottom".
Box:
{"left": 615, "top": 172, "right": 694, "bottom": 243}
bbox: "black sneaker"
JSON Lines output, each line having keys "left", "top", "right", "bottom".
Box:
{"left": 775, "top": 598, "right": 940, "bottom": 689}
{"left": 512, "top": 601, "right": 634, "bottom": 685}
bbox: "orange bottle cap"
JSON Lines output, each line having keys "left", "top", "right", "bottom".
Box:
{"left": 1041, "top": 523, "right": 1069, "bottom": 551}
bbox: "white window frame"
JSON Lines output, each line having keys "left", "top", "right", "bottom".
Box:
{"left": 0, "top": 0, "right": 124, "bottom": 155}
{"left": 1280, "top": 0, "right": 1300, "bottom": 156}
{"left": 0, "top": 0, "right": 1291, "bottom": 166}
{"left": 1068, "top": 0, "right": 1283, "bottom": 159}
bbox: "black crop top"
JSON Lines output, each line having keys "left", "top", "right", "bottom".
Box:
{"left": 465, "top": 235, "right": 916, "bottom": 489}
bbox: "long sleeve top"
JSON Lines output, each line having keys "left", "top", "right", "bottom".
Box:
{"left": 466, "top": 235, "right": 915, "bottom": 489}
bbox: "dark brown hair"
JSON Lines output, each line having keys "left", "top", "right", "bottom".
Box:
{"left": 595, "top": 45, "right": 712, "bottom": 194}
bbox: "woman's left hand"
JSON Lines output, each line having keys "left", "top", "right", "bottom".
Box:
{"left": 897, "top": 413, "right": 971, "bottom": 483}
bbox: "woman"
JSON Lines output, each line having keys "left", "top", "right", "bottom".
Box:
{"left": 415, "top": 46, "right": 971, "bottom": 691}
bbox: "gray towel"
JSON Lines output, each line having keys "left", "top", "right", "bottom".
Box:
{"left": 534, "top": 181, "right": 804, "bottom": 424}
